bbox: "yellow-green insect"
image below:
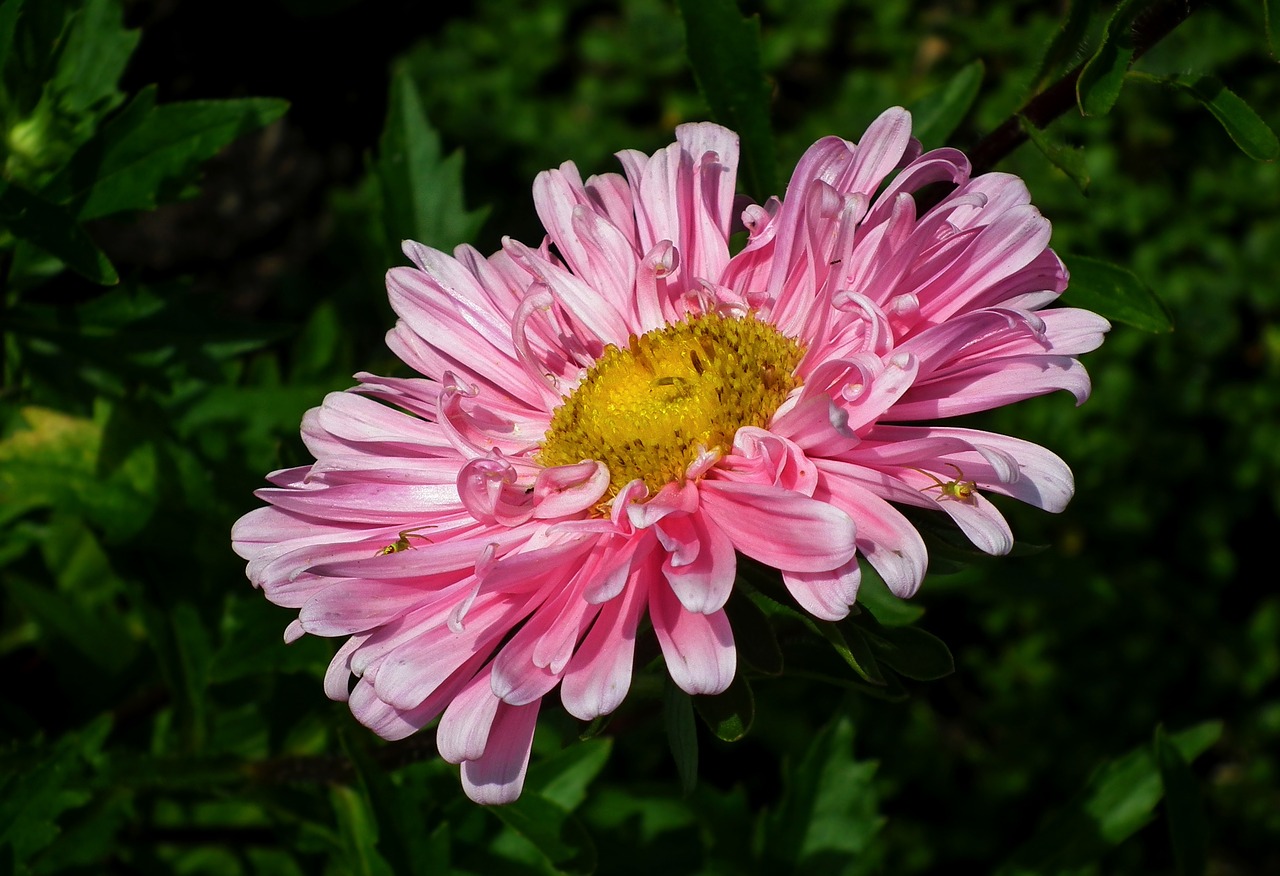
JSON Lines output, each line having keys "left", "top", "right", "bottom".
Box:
{"left": 375, "top": 525, "right": 436, "bottom": 556}
{"left": 914, "top": 463, "right": 978, "bottom": 504}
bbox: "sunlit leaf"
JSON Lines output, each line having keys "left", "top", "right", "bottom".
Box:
{"left": 44, "top": 86, "right": 290, "bottom": 220}
{"left": 1062, "top": 254, "right": 1173, "bottom": 333}
{"left": 678, "top": 0, "right": 776, "bottom": 198}
{"left": 0, "top": 404, "right": 157, "bottom": 539}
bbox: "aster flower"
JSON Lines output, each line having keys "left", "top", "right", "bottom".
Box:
{"left": 232, "top": 107, "right": 1108, "bottom": 804}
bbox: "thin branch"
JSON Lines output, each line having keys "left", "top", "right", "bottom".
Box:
{"left": 967, "top": 0, "right": 1204, "bottom": 175}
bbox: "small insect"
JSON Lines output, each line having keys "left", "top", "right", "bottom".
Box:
{"left": 913, "top": 463, "right": 978, "bottom": 504}
{"left": 375, "top": 525, "right": 436, "bottom": 556}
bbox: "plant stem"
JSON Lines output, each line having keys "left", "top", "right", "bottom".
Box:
{"left": 967, "top": 0, "right": 1205, "bottom": 174}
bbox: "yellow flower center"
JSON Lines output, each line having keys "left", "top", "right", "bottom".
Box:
{"left": 539, "top": 313, "right": 805, "bottom": 498}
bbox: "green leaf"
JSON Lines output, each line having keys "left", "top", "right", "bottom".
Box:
{"left": 855, "top": 566, "right": 925, "bottom": 627}
{"left": 1062, "top": 254, "right": 1174, "bottom": 332}
{"left": 818, "top": 615, "right": 886, "bottom": 685}
{"left": 0, "top": 717, "right": 110, "bottom": 866}
{"left": 524, "top": 738, "right": 613, "bottom": 812}
{"left": 0, "top": 404, "right": 157, "bottom": 539}
{"left": 50, "top": 0, "right": 138, "bottom": 121}
{"left": 487, "top": 792, "right": 597, "bottom": 876}
{"left": 1075, "top": 0, "right": 1143, "bottom": 116}
{"left": 330, "top": 785, "right": 395, "bottom": 876}
{"left": 1155, "top": 726, "right": 1210, "bottom": 876}
{"left": 44, "top": 86, "right": 290, "bottom": 220}
{"left": 678, "top": 0, "right": 776, "bottom": 198}
{"left": 908, "top": 60, "right": 984, "bottom": 150}
{"left": 693, "top": 672, "right": 754, "bottom": 742}
{"left": 375, "top": 67, "right": 488, "bottom": 254}
{"left": 763, "top": 715, "right": 884, "bottom": 869}
{"left": 664, "top": 680, "right": 699, "bottom": 795}
{"left": 1154, "top": 73, "right": 1280, "bottom": 161}
{"left": 998, "top": 721, "right": 1222, "bottom": 874}
{"left": 1018, "top": 115, "right": 1090, "bottom": 193}
{"left": 0, "top": 0, "right": 24, "bottom": 76}
{"left": 342, "top": 733, "right": 446, "bottom": 876}
{"left": 724, "top": 587, "right": 783, "bottom": 675}
{"left": 853, "top": 612, "right": 955, "bottom": 682}
{"left": 0, "top": 180, "right": 117, "bottom": 283}
{"left": 1028, "top": 0, "right": 1100, "bottom": 94}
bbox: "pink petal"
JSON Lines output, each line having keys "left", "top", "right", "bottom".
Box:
{"left": 658, "top": 509, "right": 737, "bottom": 615}
{"left": 649, "top": 577, "right": 736, "bottom": 696}
{"left": 699, "top": 480, "right": 857, "bottom": 573}
{"left": 460, "top": 700, "right": 541, "bottom": 805}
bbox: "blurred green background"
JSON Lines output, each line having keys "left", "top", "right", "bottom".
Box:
{"left": 2, "top": 0, "right": 1278, "bottom": 873}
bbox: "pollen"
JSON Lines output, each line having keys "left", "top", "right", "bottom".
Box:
{"left": 539, "top": 313, "right": 804, "bottom": 498}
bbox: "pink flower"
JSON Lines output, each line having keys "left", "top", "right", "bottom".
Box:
{"left": 232, "top": 108, "right": 1108, "bottom": 804}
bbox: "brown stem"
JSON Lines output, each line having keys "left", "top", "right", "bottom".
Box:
{"left": 966, "top": 0, "right": 1205, "bottom": 175}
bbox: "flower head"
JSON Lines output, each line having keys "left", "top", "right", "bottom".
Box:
{"left": 232, "top": 108, "right": 1108, "bottom": 804}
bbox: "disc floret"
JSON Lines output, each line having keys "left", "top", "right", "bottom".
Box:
{"left": 539, "top": 313, "right": 804, "bottom": 497}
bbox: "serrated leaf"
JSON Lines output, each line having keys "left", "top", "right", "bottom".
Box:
{"left": 1029, "top": 0, "right": 1100, "bottom": 94}
{"left": 1163, "top": 73, "right": 1279, "bottom": 161}
{"left": 1155, "top": 726, "right": 1210, "bottom": 876}
{"left": 763, "top": 716, "right": 884, "bottom": 869}
{"left": 664, "top": 681, "right": 699, "bottom": 795}
{"left": 376, "top": 67, "right": 487, "bottom": 254}
{"left": 1019, "top": 114, "right": 1091, "bottom": 193}
{"left": 0, "top": 180, "right": 117, "bottom": 283}
{"left": 44, "top": 86, "right": 290, "bottom": 220}
{"left": 50, "top": 0, "right": 138, "bottom": 121}
{"left": 678, "top": 0, "right": 776, "bottom": 198}
{"left": 909, "top": 60, "right": 984, "bottom": 150}
{"left": 487, "top": 792, "right": 597, "bottom": 876}
{"left": 1076, "top": 0, "right": 1143, "bottom": 116}
{"left": 998, "top": 721, "right": 1222, "bottom": 874}
{"left": 692, "top": 672, "right": 754, "bottom": 742}
{"left": 1062, "top": 254, "right": 1173, "bottom": 332}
